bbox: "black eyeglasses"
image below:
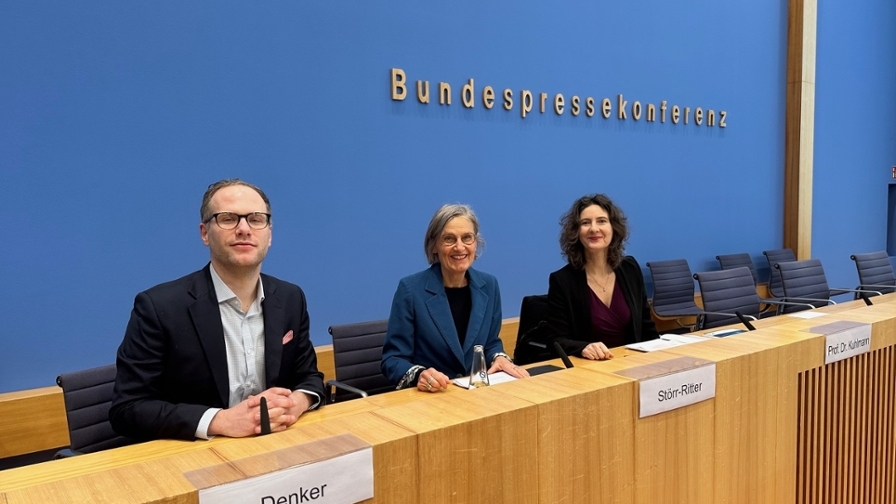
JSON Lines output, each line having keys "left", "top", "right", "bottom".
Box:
{"left": 205, "top": 212, "right": 271, "bottom": 230}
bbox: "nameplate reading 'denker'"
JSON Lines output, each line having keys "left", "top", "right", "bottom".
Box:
{"left": 185, "top": 433, "right": 373, "bottom": 504}
{"left": 808, "top": 320, "right": 872, "bottom": 365}
{"left": 615, "top": 356, "right": 716, "bottom": 418}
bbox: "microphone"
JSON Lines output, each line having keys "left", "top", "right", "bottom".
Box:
{"left": 259, "top": 396, "right": 272, "bottom": 435}
{"left": 552, "top": 341, "right": 574, "bottom": 369}
{"left": 523, "top": 321, "right": 549, "bottom": 349}
{"left": 735, "top": 311, "right": 756, "bottom": 331}
{"left": 861, "top": 293, "right": 874, "bottom": 306}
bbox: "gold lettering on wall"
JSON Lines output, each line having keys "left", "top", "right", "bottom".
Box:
{"left": 482, "top": 86, "right": 495, "bottom": 109}
{"left": 388, "top": 68, "right": 729, "bottom": 130}
{"left": 439, "top": 82, "right": 451, "bottom": 105}
{"left": 391, "top": 68, "right": 407, "bottom": 100}
{"left": 462, "top": 79, "right": 475, "bottom": 108}
{"left": 417, "top": 81, "right": 430, "bottom": 103}
{"left": 521, "top": 90, "right": 533, "bottom": 118}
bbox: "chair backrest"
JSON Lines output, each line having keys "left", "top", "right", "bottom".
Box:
{"left": 850, "top": 251, "right": 896, "bottom": 296}
{"left": 646, "top": 259, "right": 699, "bottom": 315}
{"left": 694, "top": 267, "right": 761, "bottom": 329}
{"left": 328, "top": 319, "right": 393, "bottom": 401}
{"left": 763, "top": 248, "right": 796, "bottom": 297}
{"left": 57, "top": 364, "right": 134, "bottom": 454}
{"left": 715, "top": 253, "right": 758, "bottom": 285}
{"left": 513, "top": 294, "right": 551, "bottom": 365}
{"left": 775, "top": 258, "right": 830, "bottom": 313}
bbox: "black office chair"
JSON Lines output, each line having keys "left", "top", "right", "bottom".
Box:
{"left": 850, "top": 251, "right": 896, "bottom": 297}
{"left": 715, "top": 253, "right": 759, "bottom": 284}
{"left": 763, "top": 248, "right": 797, "bottom": 298}
{"left": 512, "top": 294, "right": 552, "bottom": 365}
{"left": 775, "top": 259, "right": 879, "bottom": 314}
{"left": 717, "top": 252, "right": 786, "bottom": 312}
{"left": 646, "top": 259, "right": 705, "bottom": 329}
{"left": 693, "top": 267, "right": 805, "bottom": 329}
{"left": 55, "top": 364, "right": 135, "bottom": 458}
{"left": 693, "top": 268, "right": 761, "bottom": 329}
{"left": 326, "top": 319, "right": 393, "bottom": 403}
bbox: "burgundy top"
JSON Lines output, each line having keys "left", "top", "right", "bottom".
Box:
{"left": 588, "top": 278, "right": 631, "bottom": 349}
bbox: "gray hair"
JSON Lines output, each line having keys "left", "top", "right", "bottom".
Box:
{"left": 424, "top": 204, "right": 486, "bottom": 264}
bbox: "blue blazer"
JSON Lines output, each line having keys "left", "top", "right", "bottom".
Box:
{"left": 381, "top": 264, "right": 505, "bottom": 384}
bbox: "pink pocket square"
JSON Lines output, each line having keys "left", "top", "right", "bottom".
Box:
{"left": 282, "top": 330, "right": 294, "bottom": 345}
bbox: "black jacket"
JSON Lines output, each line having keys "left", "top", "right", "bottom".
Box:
{"left": 110, "top": 265, "right": 325, "bottom": 441}
{"left": 546, "top": 256, "right": 658, "bottom": 357}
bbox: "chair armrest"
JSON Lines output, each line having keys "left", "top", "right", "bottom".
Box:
{"left": 857, "top": 283, "right": 896, "bottom": 291}
{"left": 831, "top": 287, "right": 883, "bottom": 297}
{"left": 325, "top": 379, "right": 369, "bottom": 404}
{"left": 780, "top": 297, "right": 835, "bottom": 308}
{"left": 763, "top": 299, "right": 824, "bottom": 309}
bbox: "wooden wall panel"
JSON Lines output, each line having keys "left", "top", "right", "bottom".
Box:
{"left": 784, "top": 0, "right": 817, "bottom": 259}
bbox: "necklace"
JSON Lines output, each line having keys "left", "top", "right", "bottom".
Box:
{"left": 587, "top": 271, "right": 614, "bottom": 293}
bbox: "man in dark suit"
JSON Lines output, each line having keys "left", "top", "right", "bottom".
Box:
{"left": 110, "top": 179, "right": 325, "bottom": 441}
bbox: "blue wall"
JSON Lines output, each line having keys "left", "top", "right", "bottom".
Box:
{"left": 813, "top": 0, "right": 896, "bottom": 287}
{"left": 3, "top": 0, "right": 882, "bottom": 393}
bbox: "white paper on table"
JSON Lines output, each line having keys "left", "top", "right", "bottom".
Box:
{"left": 788, "top": 311, "right": 827, "bottom": 319}
{"left": 452, "top": 371, "right": 517, "bottom": 389}
{"left": 625, "top": 333, "right": 706, "bottom": 352}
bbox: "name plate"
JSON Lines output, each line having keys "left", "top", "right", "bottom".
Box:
{"left": 615, "top": 356, "right": 716, "bottom": 418}
{"left": 185, "top": 434, "right": 374, "bottom": 504}
{"left": 809, "top": 320, "right": 872, "bottom": 365}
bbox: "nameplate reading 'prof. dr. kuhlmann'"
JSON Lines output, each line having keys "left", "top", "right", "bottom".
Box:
{"left": 808, "top": 320, "right": 872, "bottom": 365}
{"left": 184, "top": 433, "right": 373, "bottom": 504}
{"left": 615, "top": 356, "right": 716, "bottom": 418}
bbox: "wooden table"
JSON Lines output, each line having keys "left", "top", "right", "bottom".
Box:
{"left": 2, "top": 297, "right": 896, "bottom": 503}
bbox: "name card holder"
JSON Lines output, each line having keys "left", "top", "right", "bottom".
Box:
{"left": 184, "top": 433, "right": 374, "bottom": 504}
{"left": 807, "top": 320, "right": 872, "bottom": 365}
{"left": 615, "top": 356, "right": 716, "bottom": 418}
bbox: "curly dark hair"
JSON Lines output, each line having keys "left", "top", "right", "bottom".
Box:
{"left": 559, "top": 194, "right": 628, "bottom": 270}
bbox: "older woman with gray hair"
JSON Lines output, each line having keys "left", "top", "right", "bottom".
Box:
{"left": 381, "top": 204, "right": 528, "bottom": 392}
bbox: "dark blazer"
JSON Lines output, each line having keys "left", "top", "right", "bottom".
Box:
{"left": 381, "top": 264, "right": 505, "bottom": 384}
{"left": 110, "top": 265, "right": 325, "bottom": 441}
{"left": 547, "top": 256, "right": 658, "bottom": 357}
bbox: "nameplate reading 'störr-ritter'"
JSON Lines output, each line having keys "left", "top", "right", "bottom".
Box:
{"left": 184, "top": 433, "right": 373, "bottom": 504}
{"left": 615, "top": 356, "right": 716, "bottom": 418}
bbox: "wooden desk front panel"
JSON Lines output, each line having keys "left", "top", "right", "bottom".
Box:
{"left": 372, "top": 386, "right": 538, "bottom": 504}
{"left": 794, "top": 314, "right": 896, "bottom": 504}
{"left": 498, "top": 367, "right": 636, "bottom": 504}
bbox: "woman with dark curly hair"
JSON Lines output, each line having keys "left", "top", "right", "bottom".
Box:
{"left": 546, "top": 194, "right": 658, "bottom": 360}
